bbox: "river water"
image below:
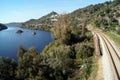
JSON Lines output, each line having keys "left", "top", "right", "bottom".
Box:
{"left": 0, "top": 26, "right": 54, "bottom": 60}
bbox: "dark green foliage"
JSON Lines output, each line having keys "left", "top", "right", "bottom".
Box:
{"left": 113, "top": 0, "right": 120, "bottom": 5}
{"left": 16, "top": 47, "right": 39, "bottom": 79}
{"left": 75, "top": 42, "right": 94, "bottom": 59}
{"left": 0, "top": 0, "right": 105, "bottom": 79}
{"left": 93, "top": 18, "right": 109, "bottom": 28}
{"left": 17, "top": 45, "right": 27, "bottom": 59}
{"left": 109, "top": 17, "right": 119, "bottom": 25}
{"left": 51, "top": 14, "right": 82, "bottom": 45}
{"left": 16, "top": 45, "right": 74, "bottom": 80}
{"left": 0, "top": 57, "right": 17, "bottom": 80}
{"left": 72, "top": 0, "right": 120, "bottom": 35}
{"left": 42, "top": 44, "right": 75, "bottom": 79}
{"left": 0, "top": 29, "right": 94, "bottom": 80}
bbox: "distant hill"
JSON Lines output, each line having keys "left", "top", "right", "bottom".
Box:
{"left": 20, "top": 11, "right": 59, "bottom": 31}
{"left": 0, "top": 23, "right": 7, "bottom": 30}
{"left": 20, "top": 1, "right": 120, "bottom": 33}
{"left": 5, "top": 22, "right": 22, "bottom": 27}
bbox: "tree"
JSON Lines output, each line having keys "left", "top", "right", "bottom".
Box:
{"left": 51, "top": 14, "right": 82, "bottom": 45}
{"left": 0, "top": 57, "right": 17, "bottom": 79}
{"left": 43, "top": 45, "right": 74, "bottom": 80}
{"left": 113, "top": 0, "right": 120, "bottom": 5}
{"left": 17, "top": 45, "right": 26, "bottom": 59}
{"left": 51, "top": 14, "right": 73, "bottom": 45}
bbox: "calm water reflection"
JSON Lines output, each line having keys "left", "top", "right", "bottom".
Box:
{"left": 0, "top": 26, "right": 54, "bottom": 60}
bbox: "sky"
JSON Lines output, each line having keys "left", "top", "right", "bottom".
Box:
{"left": 0, "top": 0, "right": 112, "bottom": 23}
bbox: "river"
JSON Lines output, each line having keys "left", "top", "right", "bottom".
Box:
{"left": 0, "top": 26, "right": 54, "bottom": 60}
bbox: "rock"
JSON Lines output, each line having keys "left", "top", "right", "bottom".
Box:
{"left": 16, "top": 30, "right": 23, "bottom": 33}
{"left": 0, "top": 23, "right": 8, "bottom": 30}
{"left": 116, "top": 27, "right": 120, "bottom": 31}
{"left": 32, "top": 32, "right": 36, "bottom": 35}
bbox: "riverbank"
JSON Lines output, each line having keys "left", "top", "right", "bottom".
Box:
{"left": 0, "top": 23, "right": 8, "bottom": 30}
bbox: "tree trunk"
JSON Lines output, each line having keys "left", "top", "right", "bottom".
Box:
{"left": 82, "top": 20, "right": 87, "bottom": 37}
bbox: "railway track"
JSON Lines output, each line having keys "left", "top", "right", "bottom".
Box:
{"left": 94, "top": 32, "right": 120, "bottom": 80}
{"left": 100, "top": 33, "right": 120, "bottom": 60}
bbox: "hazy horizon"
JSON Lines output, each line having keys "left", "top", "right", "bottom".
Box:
{"left": 0, "top": 0, "right": 112, "bottom": 23}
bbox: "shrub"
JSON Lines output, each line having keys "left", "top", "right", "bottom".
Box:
{"left": 75, "top": 42, "right": 94, "bottom": 59}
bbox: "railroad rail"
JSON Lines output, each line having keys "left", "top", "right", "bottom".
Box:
{"left": 94, "top": 32, "right": 120, "bottom": 80}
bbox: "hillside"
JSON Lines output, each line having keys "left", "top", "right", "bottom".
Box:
{"left": 5, "top": 22, "right": 22, "bottom": 27}
{"left": 0, "top": 23, "right": 8, "bottom": 30}
{"left": 1, "top": 0, "right": 120, "bottom": 80}
{"left": 71, "top": 0, "right": 120, "bottom": 34}
{"left": 20, "top": 11, "right": 58, "bottom": 31}
{"left": 20, "top": 1, "right": 120, "bottom": 34}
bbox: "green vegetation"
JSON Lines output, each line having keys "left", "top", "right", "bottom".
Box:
{"left": 20, "top": 0, "right": 120, "bottom": 35}
{"left": 71, "top": 0, "right": 120, "bottom": 35}
{"left": 51, "top": 14, "right": 82, "bottom": 45}
{"left": 105, "top": 31, "right": 120, "bottom": 47}
{"left": 20, "top": 11, "right": 58, "bottom": 31}
{"left": 2, "top": 0, "right": 120, "bottom": 79}
{"left": 0, "top": 57, "right": 17, "bottom": 79}
{"left": 113, "top": 0, "right": 120, "bottom": 5}
{"left": 0, "top": 14, "right": 94, "bottom": 80}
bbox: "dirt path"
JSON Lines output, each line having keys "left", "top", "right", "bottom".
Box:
{"left": 95, "top": 57, "right": 103, "bottom": 80}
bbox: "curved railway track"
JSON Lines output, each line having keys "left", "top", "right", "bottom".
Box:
{"left": 100, "top": 33, "right": 120, "bottom": 60}
{"left": 94, "top": 32, "right": 120, "bottom": 80}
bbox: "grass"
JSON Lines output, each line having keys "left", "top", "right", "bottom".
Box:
{"left": 90, "top": 24, "right": 120, "bottom": 47}
{"left": 87, "top": 56, "right": 99, "bottom": 80}
{"left": 105, "top": 31, "right": 120, "bottom": 47}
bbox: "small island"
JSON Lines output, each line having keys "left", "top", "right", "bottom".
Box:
{"left": 0, "top": 23, "right": 8, "bottom": 30}
{"left": 16, "top": 30, "right": 23, "bottom": 33}
{"left": 32, "top": 32, "right": 36, "bottom": 35}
